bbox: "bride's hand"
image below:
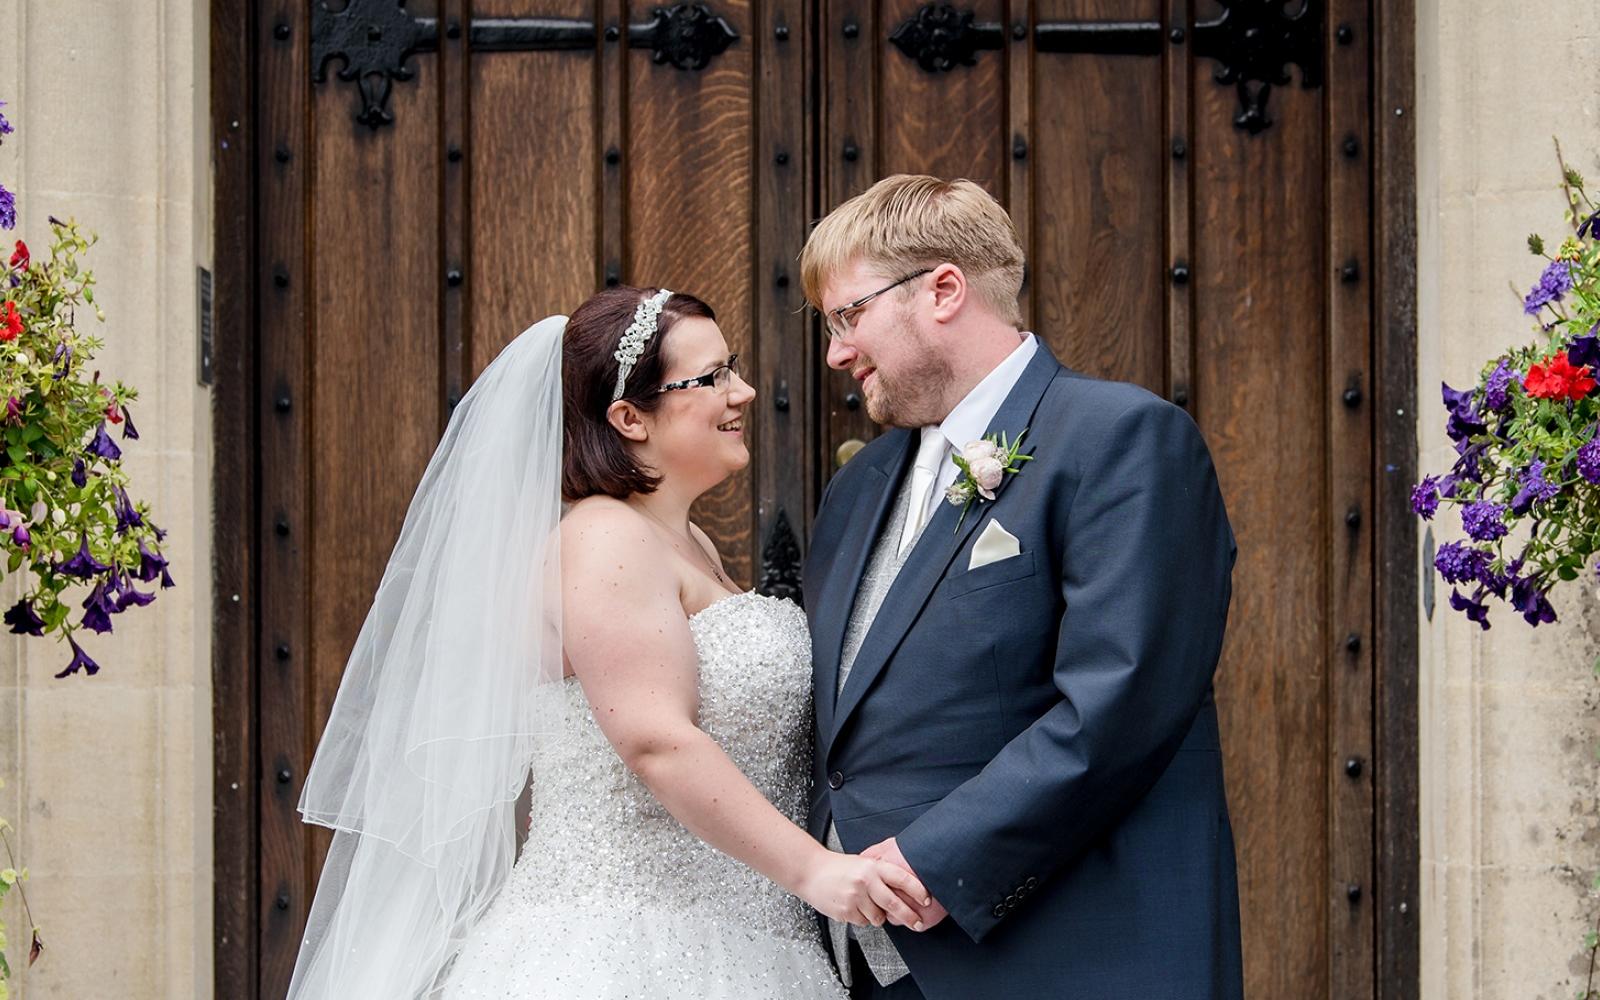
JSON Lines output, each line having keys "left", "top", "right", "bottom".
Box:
{"left": 796, "top": 849, "right": 932, "bottom": 930}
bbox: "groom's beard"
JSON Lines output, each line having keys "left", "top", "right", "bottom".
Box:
{"left": 864, "top": 315, "right": 955, "bottom": 428}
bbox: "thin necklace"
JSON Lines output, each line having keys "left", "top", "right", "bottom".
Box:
{"left": 636, "top": 504, "right": 727, "bottom": 585}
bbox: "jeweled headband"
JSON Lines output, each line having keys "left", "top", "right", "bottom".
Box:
{"left": 611, "top": 288, "right": 674, "bottom": 403}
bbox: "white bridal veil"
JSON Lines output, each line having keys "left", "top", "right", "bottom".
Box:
{"left": 287, "top": 316, "right": 569, "bottom": 998}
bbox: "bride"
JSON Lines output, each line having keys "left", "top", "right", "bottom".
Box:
{"left": 286, "top": 287, "right": 929, "bottom": 999}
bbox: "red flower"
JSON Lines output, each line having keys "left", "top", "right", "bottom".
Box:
{"left": 9, "top": 240, "right": 27, "bottom": 271}
{"left": 0, "top": 300, "right": 20, "bottom": 341}
{"left": 1523, "top": 352, "right": 1597, "bottom": 401}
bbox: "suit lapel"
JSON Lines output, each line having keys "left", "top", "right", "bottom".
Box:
{"left": 830, "top": 344, "right": 1064, "bottom": 743}
{"left": 811, "top": 429, "right": 916, "bottom": 742}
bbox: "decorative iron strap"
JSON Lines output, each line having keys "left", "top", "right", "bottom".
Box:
{"left": 888, "top": 0, "right": 1322, "bottom": 135}
{"left": 312, "top": 1, "right": 740, "bottom": 130}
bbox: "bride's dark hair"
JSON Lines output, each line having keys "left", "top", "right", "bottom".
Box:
{"left": 562, "top": 285, "right": 716, "bottom": 502}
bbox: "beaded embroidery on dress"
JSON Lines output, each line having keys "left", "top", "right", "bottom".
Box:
{"left": 442, "top": 591, "right": 847, "bottom": 999}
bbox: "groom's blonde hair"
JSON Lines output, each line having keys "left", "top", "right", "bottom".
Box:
{"left": 800, "top": 175, "right": 1026, "bottom": 328}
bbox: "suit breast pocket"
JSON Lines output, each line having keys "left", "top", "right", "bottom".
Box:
{"left": 942, "top": 549, "right": 1038, "bottom": 599}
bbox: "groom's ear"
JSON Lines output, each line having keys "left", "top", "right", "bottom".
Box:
{"left": 929, "top": 263, "right": 967, "bottom": 321}
{"left": 605, "top": 400, "right": 650, "bottom": 443}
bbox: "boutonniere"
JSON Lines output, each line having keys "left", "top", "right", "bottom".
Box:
{"left": 945, "top": 429, "right": 1032, "bottom": 531}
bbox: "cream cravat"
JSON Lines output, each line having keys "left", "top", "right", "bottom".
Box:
{"left": 897, "top": 429, "right": 948, "bottom": 557}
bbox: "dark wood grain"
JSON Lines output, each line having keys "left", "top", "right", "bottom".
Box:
{"left": 1193, "top": 0, "right": 1330, "bottom": 989}
{"left": 1374, "top": 0, "right": 1419, "bottom": 993}
{"left": 820, "top": 0, "right": 880, "bottom": 475}
{"left": 210, "top": 0, "right": 256, "bottom": 995}
{"left": 1326, "top": 0, "right": 1376, "bottom": 996}
{"left": 1030, "top": 0, "right": 1166, "bottom": 390}
{"left": 1164, "top": 0, "right": 1194, "bottom": 410}
{"left": 468, "top": 0, "right": 597, "bottom": 375}
{"left": 255, "top": 0, "right": 316, "bottom": 992}
{"left": 755, "top": 0, "right": 818, "bottom": 558}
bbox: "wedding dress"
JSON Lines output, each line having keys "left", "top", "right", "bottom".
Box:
{"left": 442, "top": 590, "right": 849, "bottom": 999}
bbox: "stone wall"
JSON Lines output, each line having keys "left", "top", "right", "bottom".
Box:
{"left": 0, "top": 0, "right": 212, "bottom": 996}
{"left": 1415, "top": 1, "right": 1600, "bottom": 997}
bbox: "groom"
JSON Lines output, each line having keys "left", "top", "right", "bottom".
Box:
{"left": 800, "top": 176, "right": 1243, "bottom": 1000}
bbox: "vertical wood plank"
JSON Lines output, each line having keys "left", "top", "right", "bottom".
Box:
{"left": 1007, "top": 0, "right": 1034, "bottom": 331}
{"left": 821, "top": 0, "right": 879, "bottom": 473}
{"left": 1164, "top": 0, "right": 1194, "bottom": 411}
{"left": 467, "top": 0, "right": 598, "bottom": 373}
{"left": 756, "top": 0, "right": 817, "bottom": 577}
{"left": 440, "top": 0, "right": 470, "bottom": 424}
{"left": 211, "top": 0, "right": 257, "bottom": 994}
{"left": 1029, "top": 0, "right": 1165, "bottom": 389}
{"left": 1374, "top": 0, "right": 1420, "bottom": 992}
{"left": 256, "top": 0, "right": 312, "bottom": 993}
{"left": 1326, "top": 1, "right": 1376, "bottom": 996}
{"left": 1192, "top": 0, "right": 1330, "bottom": 992}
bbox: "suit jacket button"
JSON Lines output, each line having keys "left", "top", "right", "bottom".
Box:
{"left": 1005, "top": 894, "right": 1017, "bottom": 907}
{"left": 1024, "top": 876, "right": 1038, "bottom": 890}
{"left": 828, "top": 771, "right": 845, "bottom": 790}
{"left": 992, "top": 903, "right": 1007, "bottom": 918}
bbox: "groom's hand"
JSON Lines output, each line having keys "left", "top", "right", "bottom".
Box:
{"left": 863, "top": 837, "right": 948, "bottom": 930}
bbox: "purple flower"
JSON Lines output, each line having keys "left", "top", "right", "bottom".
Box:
{"left": 3, "top": 598, "right": 44, "bottom": 637}
{"left": 1580, "top": 209, "right": 1600, "bottom": 240}
{"left": 57, "top": 535, "right": 110, "bottom": 579}
{"left": 1580, "top": 435, "right": 1600, "bottom": 484}
{"left": 113, "top": 486, "right": 143, "bottom": 535}
{"left": 87, "top": 421, "right": 121, "bottom": 461}
{"left": 1524, "top": 259, "right": 1576, "bottom": 315}
{"left": 1510, "top": 577, "right": 1557, "bottom": 626}
{"left": 1411, "top": 476, "right": 1442, "bottom": 519}
{"left": 55, "top": 635, "right": 99, "bottom": 678}
{"left": 120, "top": 406, "right": 138, "bottom": 440}
{"left": 1442, "top": 382, "right": 1487, "bottom": 443}
{"left": 11, "top": 523, "right": 28, "bottom": 548}
{"left": 134, "top": 538, "right": 168, "bottom": 583}
{"left": 70, "top": 457, "right": 86, "bottom": 488}
{"left": 1511, "top": 459, "right": 1560, "bottom": 515}
{"left": 0, "top": 184, "right": 13, "bottom": 232}
{"left": 160, "top": 564, "right": 176, "bottom": 589}
{"left": 0, "top": 101, "right": 13, "bottom": 140}
{"left": 1483, "top": 360, "right": 1517, "bottom": 412}
{"left": 80, "top": 588, "right": 114, "bottom": 635}
{"left": 1461, "top": 500, "right": 1509, "bottom": 542}
{"left": 115, "top": 585, "right": 155, "bottom": 611}
{"left": 1569, "top": 335, "right": 1600, "bottom": 373}
{"left": 1434, "top": 541, "right": 1490, "bottom": 585}
{"left": 1449, "top": 588, "right": 1491, "bottom": 630}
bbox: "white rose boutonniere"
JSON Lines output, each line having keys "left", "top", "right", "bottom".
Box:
{"left": 946, "top": 429, "right": 1032, "bottom": 530}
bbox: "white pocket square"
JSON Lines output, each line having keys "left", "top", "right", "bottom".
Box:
{"left": 968, "top": 519, "right": 1022, "bottom": 570}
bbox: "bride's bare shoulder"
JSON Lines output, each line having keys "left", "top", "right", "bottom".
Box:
{"left": 560, "top": 496, "right": 663, "bottom": 566}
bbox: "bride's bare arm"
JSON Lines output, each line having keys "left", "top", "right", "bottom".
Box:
{"left": 560, "top": 505, "right": 929, "bottom": 929}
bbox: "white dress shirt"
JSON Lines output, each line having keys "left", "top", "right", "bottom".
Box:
{"left": 910, "top": 332, "right": 1039, "bottom": 529}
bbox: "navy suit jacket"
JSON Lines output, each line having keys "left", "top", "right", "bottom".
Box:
{"left": 804, "top": 344, "right": 1243, "bottom": 1000}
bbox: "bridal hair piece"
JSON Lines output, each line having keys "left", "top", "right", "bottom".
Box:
{"left": 610, "top": 288, "right": 674, "bottom": 402}
{"left": 288, "top": 316, "right": 569, "bottom": 999}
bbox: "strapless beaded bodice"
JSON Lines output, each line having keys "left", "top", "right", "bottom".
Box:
{"left": 476, "top": 591, "right": 819, "bottom": 942}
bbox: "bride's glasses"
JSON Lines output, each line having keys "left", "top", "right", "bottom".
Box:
{"left": 657, "top": 354, "right": 740, "bottom": 394}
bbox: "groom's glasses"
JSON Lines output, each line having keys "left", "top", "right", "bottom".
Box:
{"left": 658, "top": 354, "right": 740, "bottom": 394}
{"left": 823, "top": 268, "right": 933, "bottom": 340}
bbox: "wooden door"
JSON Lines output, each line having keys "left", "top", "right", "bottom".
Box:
{"left": 819, "top": 4, "right": 1374, "bottom": 997}
{"left": 222, "top": 1, "right": 1385, "bottom": 997}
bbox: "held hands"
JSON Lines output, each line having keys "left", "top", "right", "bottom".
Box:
{"left": 862, "top": 837, "right": 949, "bottom": 931}
{"left": 797, "top": 847, "right": 933, "bottom": 930}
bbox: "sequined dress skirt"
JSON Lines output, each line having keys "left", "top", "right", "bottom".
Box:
{"left": 442, "top": 593, "right": 848, "bottom": 1000}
